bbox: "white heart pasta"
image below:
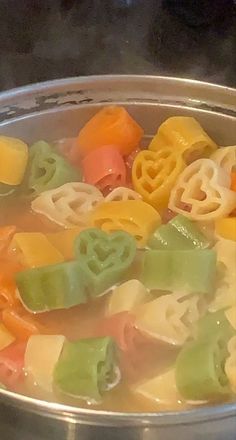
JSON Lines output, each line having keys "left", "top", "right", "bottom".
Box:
{"left": 225, "top": 335, "right": 236, "bottom": 393}
{"left": 211, "top": 145, "right": 236, "bottom": 175}
{"left": 135, "top": 292, "right": 203, "bottom": 346}
{"left": 31, "top": 182, "right": 104, "bottom": 227}
{"left": 105, "top": 187, "right": 142, "bottom": 202}
{"left": 169, "top": 159, "right": 236, "bottom": 221}
{"left": 106, "top": 279, "right": 149, "bottom": 316}
{"left": 209, "top": 239, "right": 236, "bottom": 312}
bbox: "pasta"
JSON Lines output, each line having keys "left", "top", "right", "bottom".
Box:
{"left": 10, "top": 232, "right": 64, "bottom": 268}
{"left": 211, "top": 145, "right": 236, "bottom": 175}
{"left": 0, "top": 323, "right": 15, "bottom": 350}
{"left": 0, "top": 107, "right": 235, "bottom": 412}
{"left": 82, "top": 146, "right": 127, "bottom": 193}
{"left": 105, "top": 187, "right": 142, "bottom": 202}
{"left": 25, "top": 335, "right": 65, "bottom": 393}
{"left": 22, "top": 141, "right": 80, "bottom": 198}
{"left": 106, "top": 280, "right": 148, "bottom": 316}
{"left": 225, "top": 336, "right": 236, "bottom": 393}
{"left": 135, "top": 292, "right": 203, "bottom": 346}
{"left": 209, "top": 239, "right": 236, "bottom": 312}
{"left": 132, "top": 148, "right": 185, "bottom": 210}
{"left": 149, "top": 117, "right": 217, "bottom": 163}
{"left": 132, "top": 369, "right": 183, "bottom": 408}
{"left": 0, "top": 136, "right": 28, "bottom": 185}
{"left": 31, "top": 182, "right": 104, "bottom": 228}
{"left": 91, "top": 200, "right": 161, "bottom": 247}
{"left": 169, "top": 159, "right": 236, "bottom": 221}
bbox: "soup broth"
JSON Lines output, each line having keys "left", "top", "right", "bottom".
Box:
{"left": 0, "top": 107, "right": 235, "bottom": 412}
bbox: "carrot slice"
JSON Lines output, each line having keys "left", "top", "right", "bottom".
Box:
{"left": 71, "top": 106, "right": 144, "bottom": 159}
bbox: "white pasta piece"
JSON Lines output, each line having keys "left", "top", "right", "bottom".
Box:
{"left": 211, "top": 146, "right": 236, "bottom": 175}
{"left": 25, "top": 335, "right": 65, "bottom": 393}
{"left": 225, "top": 335, "right": 236, "bottom": 393}
{"left": 209, "top": 239, "right": 236, "bottom": 312}
{"left": 106, "top": 279, "right": 148, "bottom": 316}
{"left": 105, "top": 187, "right": 142, "bottom": 202}
{"left": 132, "top": 369, "right": 183, "bottom": 408}
{"left": 135, "top": 292, "right": 202, "bottom": 346}
{"left": 31, "top": 182, "right": 104, "bottom": 227}
{"left": 169, "top": 159, "right": 236, "bottom": 221}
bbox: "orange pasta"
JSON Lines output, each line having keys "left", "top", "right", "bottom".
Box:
{"left": 231, "top": 172, "right": 236, "bottom": 192}
{"left": 71, "top": 106, "right": 144, "bottom": 159}
{"left": 2, "top": 308, "right": 40, "bottom": 341}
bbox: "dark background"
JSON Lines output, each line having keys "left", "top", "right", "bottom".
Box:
{"left": 0, "top": 0, "right": 235, "bottom": 91}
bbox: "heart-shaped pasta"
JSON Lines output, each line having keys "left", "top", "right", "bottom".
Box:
{"left": 149, "top": 117, "right": 217, "bottom": 163}
{"left": 91, "top": 200, "right": 161, "bottom": 247}
{"left": 105, "top": 187, "right": 142, "bottom": 202}
{"left": 132, "top": 148, "right": 185, "bottom": 210}
{"left": 74, "top": 228, "right": 136, "bottom": 297}
{"left": 225, "top": 336, "right": 236, "bottom": 393}
{"left": 169, "top": 159, "right": 236, "bottom": 221}
{"left": 135, "top": 292, "right": 203, "bottom": 346}
{"left": 209, "top": 239, "right": 236, "bottom": 312}
{"left": 211, "top": 145, "right": 236, "bottom": 175}
{"left": 31, "top": 182, "right": 104, "bottom": 227}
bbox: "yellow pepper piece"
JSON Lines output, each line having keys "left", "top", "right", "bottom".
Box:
{"left": 149, "top": 117, "right": 217, "bottom": 163}
{"left": 91, "top": 200, "right": 161, "bottom": 247}
{"left": 46, "top": 227, "right": 82, "bottom": 260}
{"left": 132, "top": 148, "right": 185, "bottom": 210}
{"left": 215, "top": 217, "right": 236, "bottom": 241}
{"left": 10, "top": 232, "right": 64, "bottom": 268}
{"left": 0, "top": 323, "right": 15, "bottom": 350}
{"left": 0, "top": 136, "right": 28, "bottom": 185}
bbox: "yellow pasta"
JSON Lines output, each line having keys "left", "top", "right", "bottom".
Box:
{"left": 132, "top": 148, "right": 185, "bottom": 210}
{"left": 25, "top": 335, "right": 65, "bottom": 393}
{"left": 31, "top": 182, "right": 104, "bottom": 228}
{"left": 46, "top": 227, "right": 82, "bottom": 260}
{"left": 225, "top": 306, "right": 236, "bottom": 331}
{"left": 105, "top": 187, "right": 142, "bottom": 202}
{"left": 132, "top": 369, "right": 183, "bottom": 408}
{"left": 91, "top": 200, "right": 161, "bottom": 247}
{"left": 209, "top": 239, "right": 236, "bottom": 312}
{"left": 0, "top": 323, "right": 15, "bottom": 350}
{"left": 10, "top": 232, "right": 64, "bottom": 268}
{"left": 225, "top": 336, "right": 236, "bottom": 393}
{"left": 0, "top": 136, "right": 28, "bottom": 185}
{"left": 149, "top": 117, "right": 217, "bottom": 163}
{"left": 211, "top": 145, "right": 236, "bottom": 175}
{"left": 215, "top": 217, "right": 236, "bottom": 241}
{"left": 135, "top": 292, "right": 202, "bottom": 346}
{"left": 169, "top": 159, "right": 236, "bottom": 221}
{"left": 106, "top": 280, "right": 149, "bottom": 316}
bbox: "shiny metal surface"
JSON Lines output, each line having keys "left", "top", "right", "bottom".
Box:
{"left": 0, "top": 75, "right": 235, "bottom": 440}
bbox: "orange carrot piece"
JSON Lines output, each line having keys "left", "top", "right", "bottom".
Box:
{"left": 71, "top": 106, "right": 144, "bottom": 159}
{"left": 2, "top": 308, "right": 40, "bottom": 341}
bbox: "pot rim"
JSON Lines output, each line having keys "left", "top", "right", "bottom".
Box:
{"left": 0, "top": 74, "right": 235, "bottom": 426}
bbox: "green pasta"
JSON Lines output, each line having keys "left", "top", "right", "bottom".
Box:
{"left": 54, "top": 337, "right": 118, "bottom": 401}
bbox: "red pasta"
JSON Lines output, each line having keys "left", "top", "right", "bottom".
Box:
{"left": 0, "top": 341, "right": 26, "bottom": 389}
{"left": 82, "top": 145, "right": 127, "bottom": 194}
{"left": 95, "top": 312, "right": 137, "bottom": 352}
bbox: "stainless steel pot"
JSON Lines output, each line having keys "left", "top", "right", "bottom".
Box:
{"left": 0, "top": 75, "right": 235, "bottom": 440}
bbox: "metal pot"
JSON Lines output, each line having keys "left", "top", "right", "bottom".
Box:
{"left": 0, "top": 75, "right": 235, "bottom": 440}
